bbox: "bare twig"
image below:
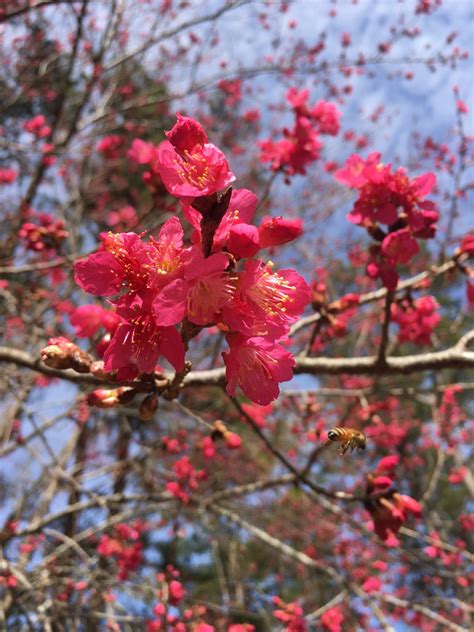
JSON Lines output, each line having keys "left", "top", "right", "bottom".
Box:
{"left": 377, "top": 290, "right": 395, "bottom": 366}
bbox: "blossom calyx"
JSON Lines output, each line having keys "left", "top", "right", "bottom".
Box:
{"left": 191, "top": 187, "right": 233, "bottom": 256}
{"left": 139, "top": 394, "right": 159, "bottom": 421}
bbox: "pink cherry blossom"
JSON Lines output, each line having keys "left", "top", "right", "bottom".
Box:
{"left": 0, "top": 168, "right": 17, "bottom": 184}
{"left": 128, "top": 138, "right": 156, "bottom": 164}
{"left": 335, "top": 153, "right": 437, "bottom": 234}
{"left": 391, "top": 296, "right": 441, "bottom": 345}
{"left": 70, "top": 304, "right": 120, "bottom": 338}
{"left": 222, "top": 260, "right": 311, "bottom": 338}
{"left": 103, "top": 297, "right": 184, "bottom": 380}
{"left": 310, "top": 100, "right": 341, "bottom": 135}
{"left": 74, "top": 232, "right": 154, "bottom": 296}
{"left": 381, "top": 228, "right": 419, "bottom": 264}
{"left": 223, "top": 334, "right": 295, "bottom": 405}
{"left": 153, "top": 249, "right": 234, "bottom": 326}
{"left": 75, "top": 218, "right": 187, "bottom": 299}
{"left": 154, "top": 114, "right": 235, "bottom": 200}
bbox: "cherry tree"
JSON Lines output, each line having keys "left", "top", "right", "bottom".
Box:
{"left": 0, "top": 1, "right": 473, "bottom": 630}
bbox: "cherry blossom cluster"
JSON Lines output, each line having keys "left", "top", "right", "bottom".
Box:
{"left": 259, "top": 88, "right": 341, "bottom": 177}
{"left": 96, "top": 521, "right": 146, "bottom": 581}
{"left": 21, "top": 115, "right": 57, "bottom": 166}
{"left": 456, "top": 233, "right": 474, "bottom": 307}
{"left": 335, "top": 152, "right": 439, "bottom": 289}
{"left": 97, "top": 134, "right": 124, "bottom": 159}
{"left": 364, "top": 458, "right": 422, "bottom": 544}
{"left": 147, "top": 566, "right": 255, "bottom": 632}
{"left": 217, "top": 78, "right": 242, "bottom": 107}
{"left": 165, "top": 455, "right": 207, "bottom": 504}
{"left": 424, "top": 531, "right": 466, "bottom": 571}
{"left": 391, "top": 295, "right": 441, "bottom": 346}
{"left": 70, "top": 114, "right": 311, "bottom": 405}
{"left": 320, "top": 607, "right": 345, "bottom": 632}
{"left": 436, "top": 384, "right": 466, "bottom": 444}
{"left": 272, "top": 596, "right": 307, "bottom": 632}
{"left": 415, "top": 0, "right": 442, "bottom": 14}
{"left": 56, "top": 579, "right": 88, "bottom": 603}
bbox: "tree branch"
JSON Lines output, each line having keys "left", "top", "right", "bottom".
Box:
{"left": 0, "top": 0, "right": 78, "bottom": 22}
{"left": 209, "top": 503, "right": 342, "bottom": 583}
{"left": 374, "top": 592, "right": 467, "bottom": 632}
{"left": 377, "top": 290, "right": 395, "bottom": 366}
{"left": 1, "top": 330, "right": 473, "bottom": 391}
{"left": 182, "top": 336, "right": 474, "bottom": 386}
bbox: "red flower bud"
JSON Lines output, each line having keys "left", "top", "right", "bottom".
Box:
{"left": 258, "top": 216, "right": 303, "bottom": 247}
{"left": 87, "top": 387, "right": 135, "bottom": 409}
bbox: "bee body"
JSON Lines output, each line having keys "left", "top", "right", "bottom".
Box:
{"left": 325, "top": 427, "right": 366, "bottom": 455}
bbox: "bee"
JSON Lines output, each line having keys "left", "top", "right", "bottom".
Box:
{"left": 324, "top": 427, "right": 367, "bottom": 455}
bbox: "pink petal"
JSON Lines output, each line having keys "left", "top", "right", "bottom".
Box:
{"left": 153, "top": 278, "right": 188, "bottom": 326}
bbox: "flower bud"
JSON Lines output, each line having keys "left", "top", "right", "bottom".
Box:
{"left": 212, "top": 420, "right": 228, "bottom": 439}
{"left": 69, "top": 348, "right": 93, "bottom": 373}
{"left": 87, "top": 387, "right": 135, "bottom": 409}
{"left": 40, "top": 337, "right": 92, "bottom": 372}
{"left": 258, "top": 216, "right": 303, "bottom": 247}
{"left": 139, "top": 394, "right": 159, "bottom": 421}
{"left": 40, "top": 343, "right": 70, "bottom": 369}
{"left": 211, "top": 420, "right": 241, "bottom": 449}
{"left": 224, "top": 431, "right": 242, "bottom": 449}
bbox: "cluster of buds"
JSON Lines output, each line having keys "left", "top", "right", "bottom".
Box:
{"left": 41, "top": 337, "right": 92, "bottom": 373}
{"left": 23, "top": 114, "right": 51, "bottom": 138}
{"left": 156, "top": 567, "right": 186, "bottom": 606}
{"left": 19, "top": 213, "right": 68, "bottom": 252}
{"left": 148, "top": 566, "right": 212, "bottom": 631}
{"left": 41, "top": 336, "right": 170, "bottom": 415}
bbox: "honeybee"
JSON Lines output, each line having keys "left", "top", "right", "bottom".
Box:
{"left": 324, "top": 427, "right": 367, "bottom": 455}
